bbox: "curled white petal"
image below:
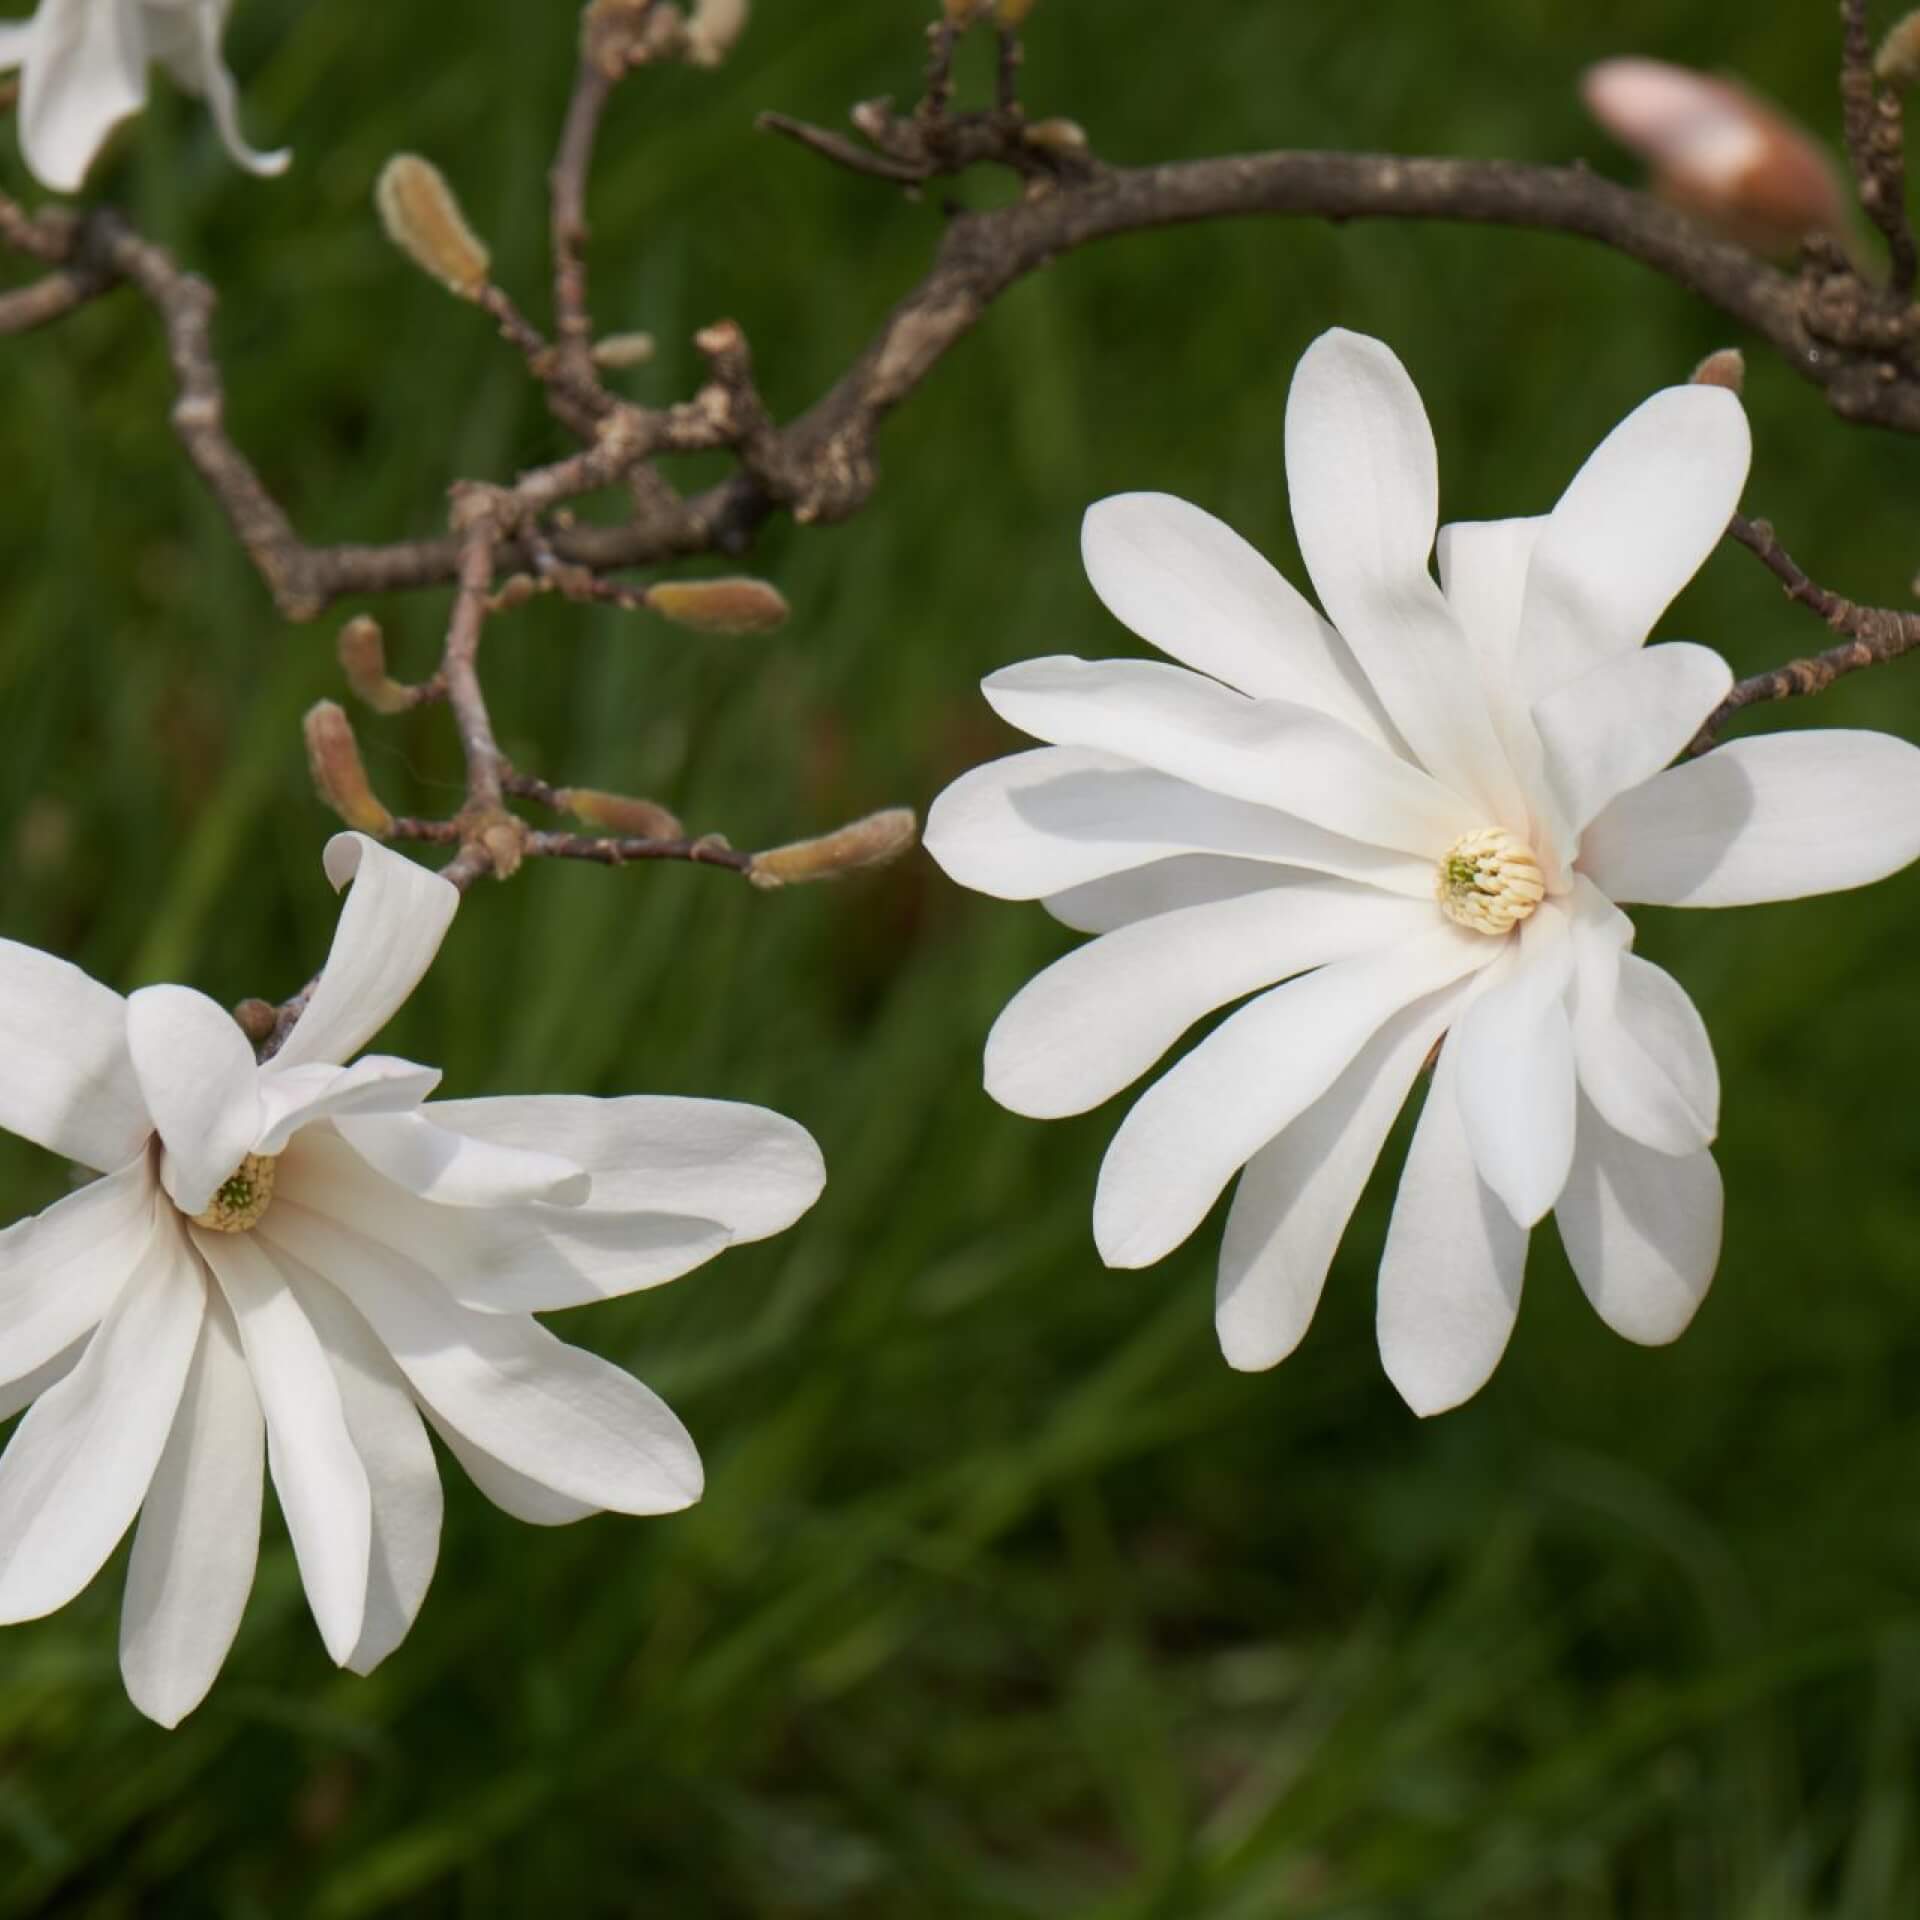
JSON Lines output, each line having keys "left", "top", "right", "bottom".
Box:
{"left": 126, "top": 984, "right": 262, "bottom": 1216}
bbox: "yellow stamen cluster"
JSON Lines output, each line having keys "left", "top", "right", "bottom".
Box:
{"left": 1435, "top": 828, "right": 1545, "bottom": 936}
{"left": 189, "top": 1153, "right": 278, "bottom": 1234}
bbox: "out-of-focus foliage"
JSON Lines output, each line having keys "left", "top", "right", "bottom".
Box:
{"left": 2, "top": 0, "right": 1919, "bottom": 1912}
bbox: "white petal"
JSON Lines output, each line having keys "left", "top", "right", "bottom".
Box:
{"left": 126, "top": 985, "right": 262, "bottom": 1216}
{"left": 988, "top": 879, "right": 1432, "bottom": 1118}
{"left": 269, "top": 835, "right": 458, "bottom": 1072}
{"left": 330, "top": 1111, "right": 590, "bottom": 1209}
{"left": 1216, "top": 976, "right": 1470, "bottom": 1371}
{"left": 255, "top": 1055, "right": 442, "bottom": 1154}
{"left": 1533, "top": 643, "right": 1733, "bottom": 833}
{"left": 0, "top": 1215, "right": 204, "bottom": 1623}
{"left": 1283, "top": 329, "right": 1526, "bottom": 823}
{"left": 274, "top": 1267, "right": 441, "bottom": 1677}
{"left": 147, "top": 0, "right": 288, "bottom": 175}
{"left": 1435, "top": 516, "right": 1542, "bottom": 684}
{"left": 198, "top": 1231, "right": 370, "bottom": 1667}
{"left": 1376, "top": 1041, "right": 1528, "bottom": 1416}
{"left": 0, "top": 1156, "right": 159, "bottom": 1383}
{"left": 259, "top": 1202, "right": 704, "bottom": 1515}
{"left": 1556, "top": 1097, "right": 1721, "bottom": 1344}
{"left": 414, "top": 1094, "right": 823, "bottom": 1243}
{"left": 1569, "top": 889, "right": 1718, "bottom": 1156}
{"left": 422, "top": 1407, "right": 598, "bottom": 1526}
{"left": 1044, "top": 855, "right": 1288, "bottom": 935}
{"left": 1517, "top": 384, "right": 1750, "bottom": 702}
{"left": 1093, "top": 922, "right": 1491, "bottom": 1269}
{"left": 277, "top": 1130, "right": 733, "bottom": 1313}
{"left": 0, "top": 1338, "right": 86, "bottom": 1424}
{"left": 1579, "top": 731, "right": 1920, "bottom": 906}
{"left": 924, "top": 747, "right": 1433, "bottom": 902}
{"left": 18, "top": 0, "right": 146, "bottom": 193}
{"left": 1081, "top": 492, "right": 1394, "bottom": 741}
{"left": 118, "top": 1290, "right": 262, "bottom": 1728}
{"left": 0, "top": 939, "right": 148, "bottom": 1172}
{"left": 1450, "top": 904, "right": 1578, "bottom": 1227}
{"left": 983, "top": 657, "right": 1477, "bottom": 857}
{"left": 0, "top": 21, "right": 33, "bottom": 72}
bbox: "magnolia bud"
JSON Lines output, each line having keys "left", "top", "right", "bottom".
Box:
{"left": 1581, "top": 58, "right": 1849, "bottom": 256}
{"left": 591, "top": 330, "right": 657, "bottom": 370}
{"left": 337, "top": 615, "right": 416, "bottom": 715}
{"left": 375, "top": 155, "right": 492, "bottom": 300}
{"left": 1024, "top": 117, "right": 1089, "bottom": 155}
{"left": 646, "top": 576, "right": 790, "bottom": 635}
{"left": 556, "top": 788, "right": 685, "bottom": 839}
{"left": 1689, "top": 347, "right": 1746, "bottom": 392}
{"left": 747, "top": 808, "right": 919, "bottom": 889}
{"left": 996, "top": 0, "right": 1037, "bottom": 24}
{"left": 685, "top": 0, "right": 748, "bottom": 66}
{"left": 942, "top": 0, "right": 982, "bottom": 22}
{"left": 303, "top": 701, "right": 394, "bottom": 836}
{"left": 1878, "top": 12, "right": 1920, "bottom": 89}
{"left": 232, "top": 998, "right": 279, "bottom": 1046}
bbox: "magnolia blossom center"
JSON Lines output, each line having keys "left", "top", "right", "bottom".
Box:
{"left": 1435, "top": 827, "right": 1545, "bottom": 936}
{"left": 188, "top": 1152, "right": 279, "bottom": 1234}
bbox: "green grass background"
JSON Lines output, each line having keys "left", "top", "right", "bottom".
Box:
{"left": 3, "top": 0, "right": 1920, "bottom": 1912}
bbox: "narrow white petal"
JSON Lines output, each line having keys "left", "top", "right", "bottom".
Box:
{"left": 270, "top": 835, "right": 459, "bottom": 1071}
{"left": 415, "top": 1094, "right": 823, "bottom": 1243}
{"left": 1533, "top": 643, "right": 1733, "bottom": 833}
{"left": 1093, "top": 922, "right": 1491, "bottom": 1269}
{"left": 423, "top": 1408, "right": 598, "bottom": 1526}
{"left": 1283, "top": 330, "right": 1526, "bottom": 823}
{"left": 1435, "top": 516, "right": 1542, "bottom": 682}
{"left": 1451, "top": 904, "right": 1578, "bottom": 1228}
{"left": 1556, "top": 1097, "right": 1721, "bottom": 1344}
{"left": 0, "top": 1338, "right": 86, "bottom": 1424}
{"left": 924, "top": 747, "right": 1433, "bottom": 902}
{"left": 151, "top": 0, "right": 289, "bottom": 175}
{"left": 255, "top": 1056, "right": 442, "bottom": 1155}
{"left": 1081, "top": 492, "right": 1394, "bottom": 740}
{"left": 0, "top": 939, "right": 148, "bottom": 1172}
{"left": 275, "top": 1268, "right": 442, "bottom": 1677}
{"left": 1517, "top": 385, "right": 1750, "bottom": 703}
{"left": 0, "top": 1216, "right": 204, "bottom": 1623}
{"left": 988, "top": 880, "right": 1432, "bottom": 1118}
{"left": 199, "top": 1231, "right": 370, "bottom": 1667}
{"left": 278, "top": 1130, "right": 733, "bottom": 1312}
{"left": 1044, "top": 855, "right": 1289, "bottom": 935}
{"left": 259, "top": 1202, "right": 704, "bottom": 1515}
{"left": 18, "top": 0, "right": 146, "bottom": 193}
{"left": 0, "top": 1156, "right": 159, "bottom": 1383}
{"left": 0, "top": 22, "right": 33, "bottom": 72}
{"left": 118, "top": 1291, "right": 263, "bottom": 1728}
{"left": 126, "top": 985, "right": 262, "bottom": 1216}
{"left": 983, "top": 657, "right": 1477, "bottom": 857}
{"left": 1580, "top": 731, "right": 1920, "bottom": 906}
{"left": 1216, "top": 977, "right": 1470, "bottom": 1371}
{"left": 1376, "top": 1042, "right": 1528, "bottom": 1416}
{"left": 331, "top": 1111, "right": 590, "bottom": 1209}
{"left": 1569, "top": 889, "right": 1718, "bottom": 1156}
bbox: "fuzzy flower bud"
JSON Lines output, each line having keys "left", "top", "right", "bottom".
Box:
{"left": 685, "top": 0, "right": 749, "bottom": 66}
{"left": 646, "top": 577, "right": 790, "bottom": 635}
{"left": 748, "top": 808, "right": 919, "bottom": 890}
{"left": 303, "top": 701, "right": 394, "bottom": 837}
{"left": 556, "top": 789, "right": 685, "bottom": 840}
{"left": 337, "top": 615, "right": 417, "bottom": 715}
{"left": 996, "top": 0, "right": 1037, "bottom": 24}
{"left": 591, "top": 330, "right": 657, "bottom": 370}
{"left": 1877, "top": 12, "right": 1920, "bottom": 89}
{"left": 1689, "top": 347, "right": 1746, "bottom": 393}
{"left": 375, "top": 155, "right": 493, "bottom": 300}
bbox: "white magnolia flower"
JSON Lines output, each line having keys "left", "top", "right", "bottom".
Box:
{"left": 0, "top": 0, "right": 288, "bottom": 194}
{"left": 926, "top": 328, "right": 1920, "bottom": 1417}
{"left": 0, "top": 833, "right": 823, "bottom": 1725}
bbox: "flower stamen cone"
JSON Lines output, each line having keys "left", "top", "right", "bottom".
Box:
{"left": 1435, "top": 828, "right": 1545, "bottom": 935}
{"left": 188, "top": 1153, "right": 278, "bottom": 1234}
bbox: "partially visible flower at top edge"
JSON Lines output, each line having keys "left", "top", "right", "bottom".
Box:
{"left": 0, "top": 832, "right": 825, "bottom": 1726}
{"left": 0, "top": 0, "right": 289, "bottom": 195}
{"left": 924, "top": 326, "right": 1920, "bottom": 1419}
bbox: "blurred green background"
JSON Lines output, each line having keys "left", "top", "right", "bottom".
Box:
{"left": 3, "top": 0, "right": 1920, "bottom": 1913}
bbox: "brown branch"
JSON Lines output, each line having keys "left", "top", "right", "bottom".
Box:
{"left": 1690, "top": 512, "right": 1920, "bottom": 751}
{"left": 0, "top": 265, "right": 110, "bottom": 333}
{"left": 1842, "top": 0, "right": 1918, "bottom": 293}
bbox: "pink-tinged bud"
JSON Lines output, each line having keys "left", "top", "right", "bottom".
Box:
{"left": 303, "top": 701, "right": 394, "bottom": 837}
{"left": 375, "top": 155, "right": 492, "bottom": 299}
{"left": 645, "top": 576, "right": 790, "bottom": 635}
{"left": 232, "top": 998, "right": 278, "bottom": 1046}
{"left": 747, "top": 808, "right": 919, "bottom": 889}
{"left": 1582, "top": 58, "right": 1850, "bottom": 256}
{"left": 555, "top": 788, "right": 685, "bottom": 840}
{"left": 1878, "top": 12, "right": 1920, "bottom": 89}
{"left": 1689, "top": 347, "right": 1746, "bottom": 391}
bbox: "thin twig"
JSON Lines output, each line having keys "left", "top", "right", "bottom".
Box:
{"left": 1841, "top": 0, "right": 1919, "bottom": 293}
